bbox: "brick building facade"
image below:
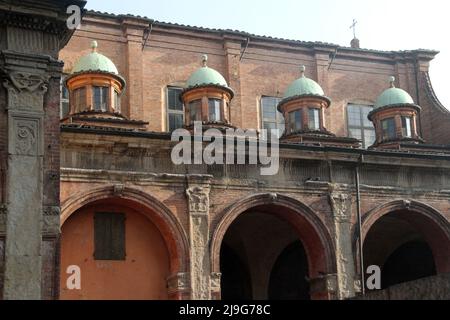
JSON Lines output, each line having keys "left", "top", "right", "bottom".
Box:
{"left": 3, "top": 6, "right": 449, "bottom": 300}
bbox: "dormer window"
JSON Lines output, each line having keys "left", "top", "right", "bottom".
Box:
{"left": 73, "top": 87, "right": 86, "bottom": 113}
{"left": 289, "top": 110, "right": 303, "bottom": 133}
{"left": 188, "top": 100, "right": 202, "bottom": 124}
{"left": 381, "top": 118, "right": 396, "bottom": 140}
{"left": 93, "top": 86, "right": 109, "bottom": 112}
{"left": 208, "top": 98, "right": 221, "bottom": 121}
{"left": 401, "top": 116, "right": 412, "bottom": 138}
{"left": 308, "top": 108, "right": 320, "bottom": 130}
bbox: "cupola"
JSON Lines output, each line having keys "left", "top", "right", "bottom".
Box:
{"left": 65, "top": 41, "right": 126, "bottom": 116}
{"left": 180, "top": 54, "right": 234, "bottom": 130}
{"left": 62, "top": 41, "right": 147, "bottom": 130}
{"left": 277, "top": 66, "right": 359, "bottom": 147}
{"left": 368, "top": 76, "right": 423, "bottom": 148}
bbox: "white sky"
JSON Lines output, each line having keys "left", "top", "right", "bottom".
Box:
{"left": 85, "top": 0, "right": 450, "bottom": 110}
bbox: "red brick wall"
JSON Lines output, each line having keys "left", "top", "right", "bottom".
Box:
{"left": 60, "top": 12, "right": 450, "bottom": 140}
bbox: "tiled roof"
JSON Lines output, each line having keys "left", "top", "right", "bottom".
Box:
{"left": 86, "top": 10, "right": 439, "bottom": 56}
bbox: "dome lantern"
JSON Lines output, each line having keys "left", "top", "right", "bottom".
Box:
{"left": 368, "top": 76, "right": 423, "bottom": 148}
{"left": 65, "top": 41, "right": 126, "bottom": 117}
{"left": 180, "top": 54, "right": 235, "bottom": 130}
{"left": 277, "top": 66, "right": 332, "bottom": 138}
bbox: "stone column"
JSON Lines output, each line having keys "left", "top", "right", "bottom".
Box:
{"left": 0, "top": 0, "right": 86, "bottom": 299}
{"left": 328, "top": 185, "right": 356, "bottom": 299}
{"left": 167, "top": 272, "right": 190, "bottom": 300}
{"left": 186, "top": 175, "right": 212, "bottom": 299}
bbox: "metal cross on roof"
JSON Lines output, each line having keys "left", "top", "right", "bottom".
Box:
{"left": 350, "top": 19, "right": 358, "bottom": 39}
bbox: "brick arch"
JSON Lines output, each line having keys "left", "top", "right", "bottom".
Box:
{"left": 358, "top": 199, "right": 450, "bottom": 273}
{"left": 61, "top": 185, "right": 189, "bottom": 274}
{"left": 211, "top": 193, "right": 336, "bottom": 279}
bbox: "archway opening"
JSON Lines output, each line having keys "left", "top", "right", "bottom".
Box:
{"left": 268, "top": 240, "right": 310, "bottom": 300}
{"left": 219, "top": 205, "right": 317, "bottom": 300}
{"left": 363, "top": 209, "right": 442, "bottom": 290}
{"left": 60, "top": 197, "right": 171, "bottom": 299}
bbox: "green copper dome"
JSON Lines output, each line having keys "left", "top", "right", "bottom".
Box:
{"left": 186, "top": 55, "right": 229, "bottom": 89}
{"left": 283, "top": 66, "right": 325, "bottom": 99}
{"left": 71, "top": 41, "right": 119, "bottom": 75}
{"left": 374, "top": 77, "right": 414, "bottom": 108}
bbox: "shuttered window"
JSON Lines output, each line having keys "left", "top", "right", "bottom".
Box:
{"left": 94, "top": 212, "right": 126, "bottom": 260}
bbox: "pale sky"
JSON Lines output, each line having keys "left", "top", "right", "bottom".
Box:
{"left": 85, "top": 0, "right": 450, "bottom": 110}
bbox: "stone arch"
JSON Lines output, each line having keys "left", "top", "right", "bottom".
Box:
{"left": 357, "top": 199, "right": 450, "bottom": 273}
{"left": 61, "top": 185, "right": 189, "bottom": 274}
{"left": 211, "top": 193, "right": 336, "bottom": 279}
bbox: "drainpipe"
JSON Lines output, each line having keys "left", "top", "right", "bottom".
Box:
{"left": 355, "top": 154, "right": 365, "bottom": 296}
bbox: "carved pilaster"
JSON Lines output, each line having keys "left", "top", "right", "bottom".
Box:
{"left": 210, "top": 272, "right": 222, "bottom": 300}
{"left": 167, "top": 272, "right": 191, "bottom": 299}
{"left": 310, "top": 273, "right": 338, "bottom": 300}
{"left": 186, "top": 175, "right": 212, "bottom": 300}
{"left": 3, "top": 72, "right": 49, "bottom": 112}
{"left": 328, "top": 184, "right": 356, "bottom": 300}
{"left": 0, "top": 0, "right": 86, "bottom": 300}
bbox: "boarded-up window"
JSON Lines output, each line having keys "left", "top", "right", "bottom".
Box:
{"left": 94, "top": 212, "right": 125, "bottom": 260}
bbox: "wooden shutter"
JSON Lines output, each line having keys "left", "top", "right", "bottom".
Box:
{"left": 94, "top": 212, "right": 125, "bottom": 260}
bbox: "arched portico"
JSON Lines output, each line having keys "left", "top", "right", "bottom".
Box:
{"left": 359, "top": 200, "right": 450, "bottom": 290}
{"left": 211, "top": 193, "right": 336, "bottom": 300}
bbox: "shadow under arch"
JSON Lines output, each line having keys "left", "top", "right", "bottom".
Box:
{"left": 211, "top": 193, "right": 336, "bottom": 280}
{"left": 355, "top": 199, "right": 450, "bottom": 273}
{"left": 61, "top": 185, "right": 189, "bottom": 274}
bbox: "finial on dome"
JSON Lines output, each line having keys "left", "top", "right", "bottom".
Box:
{"left": 201, "top": 54, "right": 208, "bottom": 67}
{"left": 300, "top": 65, "right": 306, "bottom": 77}
{"left": 389, "top": 76, "right": 396, "bottom": 88}
{"left": 91, "top": 40, "right": 98, "bottom": 52}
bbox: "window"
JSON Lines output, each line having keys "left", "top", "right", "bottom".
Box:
{"left": 401, "top": 116, "right": 412, "bottom": 138}
{"left": 188, "top": 99, "right": 202, "bottom": 124}
{"left": 60, "top": 76, "right": 70, "bottom": 118}
{"left": 94, "top": 212, "right": 125, "bottom": 260}
{"left": 73, "top": 87, "right": 86, "bottom": 113}
{"left": 308, "top": 108, "right": 320, "bottom": 130}
{"left": 261, "top": 96, "right": 284, "bottom": 138}
{"left": 167, "top": 87, "right": 184, "bottom": 131}
{"left": 114, "top": 90, "right": 121, "bottom": 113}
{"left": 347, "top": 104, "right": 376, "bottom": 148}
{"left": 208, "top": 98, "right": 221, "bottom": 121}
{"left": 381, "top": 117, "right": 396, "bottom": 140}
{"left": 289, "top": 110, "right": 303, "bottom": 132}
{"left": 93, "top": 86, "right": 109, "bottom": 112}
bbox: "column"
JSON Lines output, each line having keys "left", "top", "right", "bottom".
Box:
{"left": 328, "top": 185, "right": 357, "bottom": 299}
{"left": 0, "top": 0, "right": 85, "bottom": 299}
{"left": 186, "top": 175, "right": 212, "bottom": 300}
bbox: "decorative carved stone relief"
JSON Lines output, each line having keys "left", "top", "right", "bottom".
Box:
{"left": 167, "top": 272, "right": 190, "bottom": 295}
{"left": 186, "top": 186, "right": 209, "bottom": 213}
{"left": 43, "top": 206, "right": 60, "bottom": 216}
{"left": 210, "top": 272, "right": 222, "bottom": 293}
{"left": 8, "top": 116, "right": 42, "bottom": 156}
{"left": 328, "top": 190, "right": 352, "bottom": 223}
{"left": 186, "top": 178, "right": 212, "bottom": 300}
{"left": 3, "top": 72, "right": 49, "bottom": 111}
